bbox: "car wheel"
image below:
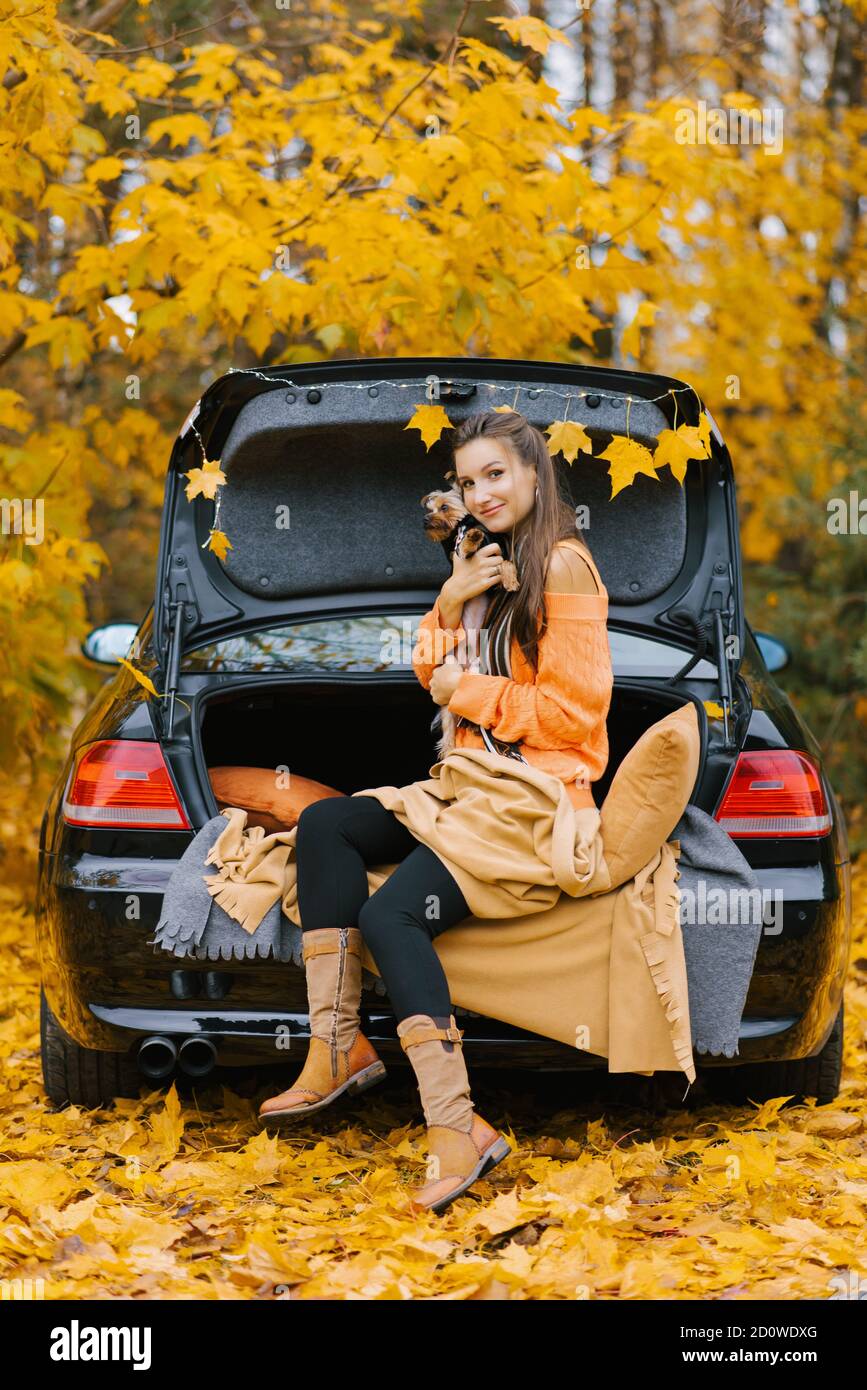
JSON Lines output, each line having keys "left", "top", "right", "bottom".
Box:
{"left": 703, "top": 1002, "right": 844, "bottom": 1107}
{"left": 40, "top": 987, "right": 142, "bottom": 1108}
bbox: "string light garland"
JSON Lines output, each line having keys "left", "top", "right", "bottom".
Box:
{"left": 185, "top": 368, "right": 703, "bottom": 460}
{"left": 212, "top": 365, "right": 704, "bottom": 412}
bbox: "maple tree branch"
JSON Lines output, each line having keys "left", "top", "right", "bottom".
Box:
{"left": 80, "top": 0, "right": 133, "bottom": 37}
{"left": 32, "top": 452, "right": 70, "bottom": 499}
{"left": 371, "top": 0, "right": 480, "bottom": 144}
{"left": 275, "top": 3, "right": 481, "bottom": 241}
{"left": 80, "top": 4, "right": 246, "bottom": 55}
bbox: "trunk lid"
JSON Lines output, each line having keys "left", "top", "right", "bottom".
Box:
{"left": 154, "top": 357, "right": 744, "bottom": 735}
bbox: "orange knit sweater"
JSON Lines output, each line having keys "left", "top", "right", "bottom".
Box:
{"left": 411, "top": 540, "right": 613, "bottom": 811}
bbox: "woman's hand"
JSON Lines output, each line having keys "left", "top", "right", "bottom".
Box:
{"left": 444, "top": 541, "right": 505, "bottom": 609}
{"left": 429, "top": 659, "right": 465, "bottom": 706}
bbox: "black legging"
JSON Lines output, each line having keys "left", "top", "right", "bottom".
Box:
{"left": 294, "top": 795, "right": 471, "bottom": 1023}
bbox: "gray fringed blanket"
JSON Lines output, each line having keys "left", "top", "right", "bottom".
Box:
{"left": 671, "top": 803, "right": 764, "bottom": 1058}
{"left": 147, "top": 800, "right": 763, "bottom": 1061}
{"left": 148, "top": 816, "right": 306, "bottom": 967}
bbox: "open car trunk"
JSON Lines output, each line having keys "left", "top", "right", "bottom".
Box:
{"left": 155, "top": 358, "right": 744, "bottom": 753}
{"left": 155, "top": 358, "right": 736, "bottom": 825}
{"left": 197, "top": 679, "right": 707, "bottom": 818}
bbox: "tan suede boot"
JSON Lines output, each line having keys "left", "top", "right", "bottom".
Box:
{"left": 397, "top": 1013, "right": 511, "bottom": 1214}
{"left": 259, "top": 927, "right": 386, "bottom": 1123}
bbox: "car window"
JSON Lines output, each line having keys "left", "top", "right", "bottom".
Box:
{"left": 182, "top": 614, "right": 718, "bottom": 678}
{"left": 181, "top": 615, "right": 421, "bottom": 672}
{"left": 608, "top": 629, "right": 718, "bottom": 678}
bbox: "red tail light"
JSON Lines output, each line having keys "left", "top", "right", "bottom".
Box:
{"left": 714, "top": 749, "right": 831, "bottom": 837}
{"left": 62, "top": 740, "right": 191, "bottom": 829}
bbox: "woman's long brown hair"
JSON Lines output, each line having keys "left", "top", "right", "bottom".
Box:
{"left": 446, "top": 409, "right": 596, "bottom": 675}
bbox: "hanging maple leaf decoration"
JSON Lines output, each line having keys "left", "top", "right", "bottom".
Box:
{"left": 492, "top": 404, "right": 516, "bottom": 413}
{"left": 545, "top": 419, "right": 593, "bottom": 464}
{"left": 653, "top": 414, "right": 713, "bottom": 484}
{"left": 600, "top": 436, "right": 659, "bottom": 499}
{"left": 207, "top": 529, "right": 233, "bottom": 561}
{"left": 117, "top": 658, "right": 191, "bottom": 712}
{"left": 653, "top": 425, "right": 708, "bottom": 484}
{"left": 404, "top": 404, "right": 453, "bottom": 451}
{"left": 117, "top": 658, "right": 160, "bottom": 699}
{"left": 184, "top": 458, "right": 227, "bottom": 501}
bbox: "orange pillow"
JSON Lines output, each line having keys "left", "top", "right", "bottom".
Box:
{"left": 599, "top": 702, "right": 701, "bottom": 890}
{"left": 209, "top": 767, "right": 343, "bottom": 830}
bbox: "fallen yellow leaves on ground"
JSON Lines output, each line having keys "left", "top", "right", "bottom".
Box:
{"left": 1, "top": 866, "right": 865, "bottom": 1301}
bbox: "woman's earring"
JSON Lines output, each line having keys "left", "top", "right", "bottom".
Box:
{"left": 534, "top": 485, "right": 539, "bottom": 500}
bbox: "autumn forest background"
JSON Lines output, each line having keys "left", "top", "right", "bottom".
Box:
{"left": 0, "top": 0, "right": 865, "bottom": 1300}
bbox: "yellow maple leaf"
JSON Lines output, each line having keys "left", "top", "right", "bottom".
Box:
{"left": 703, "top": 700, "right": 724, "bottom": 719}
{"left": 117, "top": 657, "right": 160, "bottom": 699}
{"left": 184, "top": 458, "right": 227, "bottom": 500}
{"left": 545, "top": 419, "right": 593, "bottom": 463}
{"left": 600, "top": 436, "right": 659, "bottom": 498}
{"left": 83, "top": 61, "right": 138, "bottom": 117}
{"left": 148, "top": 1082, "right": 185, "bottom": 1161}
{"left": 404, "top": 404, "right": 453, "bottom": 451}
{"left": 117, "top": 658, "right": 191, "bottom": 713}
{"left": 316, "top": 323, "right": 344, "bottom": 352}
{"left": 23, "top": 316, "right": 94, "bottom": 371}
{"left": 207, "top": 529, "right": 233, "bottom": 560}
{"left": 492, "top": 404, "right": 516, "bottom": 413}
{"left": 653, "top": 423, "right": 709, "bottom": 483}
{"left": 84, "top": 156, "right": 127, "bottom": 184}
{"left": 489, "top": 16, "right": 572, "bottom": 57}
{"left": 0, "top": 388, "right": 33, "bottom": 432}
{"left": 673, "top": 422, "right": 711, "bottom": 461}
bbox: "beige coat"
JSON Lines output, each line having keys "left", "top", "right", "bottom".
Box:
{"left": 204, "top": 745, "right": 694, "bottom": 1083}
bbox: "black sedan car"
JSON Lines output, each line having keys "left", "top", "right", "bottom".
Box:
{"left": 37, "top": 358, "right": 851, "bottom": 1109}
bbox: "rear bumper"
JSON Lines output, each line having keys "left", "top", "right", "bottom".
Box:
{"left": 89, "top": 1003, "right": 614, "bottom": 1070}
{"left": 38, "top": 848, "right": 850, "bottom": 1072}
{"left": 63, "top": 995, "right": 821, "bottom": 1072}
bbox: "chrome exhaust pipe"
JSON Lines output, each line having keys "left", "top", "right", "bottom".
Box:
{"left": 177, "top": 1036, "right": 218, "bottom": 1078}
{"left": 137, "top": 1035, "right": 177, "bottom": 1079}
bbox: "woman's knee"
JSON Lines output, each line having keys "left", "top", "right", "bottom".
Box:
{"left": 356, "top": 894, "right": 384, "bottom": 942}
{"left": 357, "top": 892, "right": 414, "bottom": 947}
{"left": 295, "top": 794, "right": 355, "bottom": 845}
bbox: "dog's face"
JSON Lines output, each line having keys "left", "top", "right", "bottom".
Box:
{"left": 420, "top": 484, "right": 520, "bottom": 593}
{"left": 420, "top": 486, "right": 467, "bottom": 542}
{"left": 421, "top": 486, "right": 506, "bottom": 559}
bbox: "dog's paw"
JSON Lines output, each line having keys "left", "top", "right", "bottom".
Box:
{"left": 500, "top": 559, "right": 519, "bottom": 591}
{"left": 462, "top": 527, "right": 487, "bottom": 550}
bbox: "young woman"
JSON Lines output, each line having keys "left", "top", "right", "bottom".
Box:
{"left": 258, "top": 409, "right": 613, "bottom": 1215}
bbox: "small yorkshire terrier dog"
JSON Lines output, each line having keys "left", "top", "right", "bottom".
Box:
{"left": 420, "top": 482, "right": 519, "bottom": 759}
